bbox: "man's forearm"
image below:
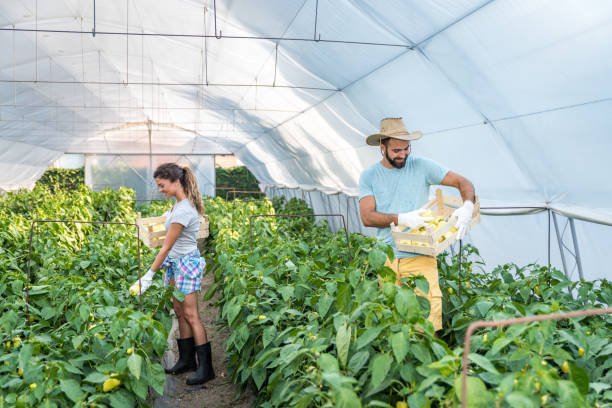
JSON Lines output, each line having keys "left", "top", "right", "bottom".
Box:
{"left": 458, "top": 178, "right": 475, "bottom": 203}
{"left": 362, "top": 211, "right": 398, "bottom": 228}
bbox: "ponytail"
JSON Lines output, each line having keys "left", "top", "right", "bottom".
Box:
{"left": 181, "top": 166, "right": 204, "bottom": 215}
{"left": 153, "top": 163, "right": 204, "bottom": 215}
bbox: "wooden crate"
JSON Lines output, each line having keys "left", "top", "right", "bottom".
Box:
{"left": 136, "top": 212, "right": 209, "bottom": 248}
{"left": 390, "top": 189, "right": 480, "bottom": 257}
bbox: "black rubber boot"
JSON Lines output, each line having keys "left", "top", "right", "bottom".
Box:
{"left": 186, "top": 342, "right": 215, "bottom": 385}
{"left": 165, "top": 337, "right": 197, "bottom": 374}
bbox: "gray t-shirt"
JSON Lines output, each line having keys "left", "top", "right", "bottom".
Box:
{"left": 164, "top": 199, "right": 200, "bottom": 258}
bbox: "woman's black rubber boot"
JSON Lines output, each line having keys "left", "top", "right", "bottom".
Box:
{"left": 165, "top": 337, "right": 197, "bottom": 374}
{"left": 186, "top": 342, "right": 215, "bottom": 385}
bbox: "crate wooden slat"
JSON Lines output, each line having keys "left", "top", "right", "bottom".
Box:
{"left": 390, "top": 189, "right": 480, "bottom": 257}
{"left": 137, "top": 212, "right": 210, "bottom": 249}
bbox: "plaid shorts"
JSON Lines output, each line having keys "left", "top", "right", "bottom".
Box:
{"left": 162, "top": 249, "right": 205, "bottom": 295}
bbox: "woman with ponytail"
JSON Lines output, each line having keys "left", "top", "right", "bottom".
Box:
{"left": 133, "top": 162, "right": 213, "bottom": 385}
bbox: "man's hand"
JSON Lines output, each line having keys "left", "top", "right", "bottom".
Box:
{"left": 398, "top": 210, "right": 434, "bottom": 230}
{"left": 452, "top": 201, "right": 474, "bottom": 240}
{"left": 129, "top": 269, "right": 156, "bottom": 295}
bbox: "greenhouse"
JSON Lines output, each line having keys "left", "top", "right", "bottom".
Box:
{"left": 0, "top": 1, "right": 610, "bottom": 407}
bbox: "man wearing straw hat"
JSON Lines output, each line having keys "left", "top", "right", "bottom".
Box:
{"left": 359, "top": 117, "right": 475, "bottom": 332}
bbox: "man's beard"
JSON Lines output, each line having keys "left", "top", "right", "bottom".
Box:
{"left": 385, "top": 150, "right": 406, "bottom": 169}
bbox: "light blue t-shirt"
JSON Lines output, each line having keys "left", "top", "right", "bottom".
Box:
{"left": 359, "top": 156, "right": 448, "bottom": 258}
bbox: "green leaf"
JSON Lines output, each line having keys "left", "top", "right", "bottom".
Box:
{"left": 79, "top": 304, "right": 91, "bottom": 321}
{"left": 336, "top": 324, "right": 351, "bottom": 368}
{"left": 83, "top": 371, "right": 109, "bottom": 383}
{"left": 569, "top": 362, "right": 589, "bottom": 394}
{"left": 391, "top": 332, "right": 408, "bottom": 363}
{"left": 368, "top": 248, "right": 387, "bottom": 270}
{"left": 414, "top": 275, "right": 429, "bottom": 295}
{"left": 395, "top": 287, "right": 419, "bottom": 322}
{"left": 348, "top": 350, "right": 369, "bottom": 374}
{"left": 203, "top": 279, "right": 220, "bottom": 301}
{"left": 508, "top": 348, "right": 529, "bottom": 361}
{"left": 318, "top": 294, "right": 334, "bottom": 317}
{"left": 558, "top": 330, "right": 582, "bottom": 349}
{"left": 453, "top": 376, "right": 492, "bottom": 407}
{"left": 279, "top": 285, "right": 294, "bottom": 301}
{"left": 252, "top": 365, "right": 266, "bottom": 390}
{"left": 475, "top": 301, "right": 494, "bottom": 317}
{"left": 407, "top": 392, "right": 427, "bottom": 408}
{"left": 318, "top": 353, "right": 339, "bottom": 373}
{"left": 590, "top": 382, "right": 611, "bottom": 394}
{"left": 18, "top": 343, "right": 33, "bottom": 369}
{"left": 128, "top": 376, "right": 148, "bottom": 400}
{"left": 356, "top": 326, "right": 383, "bottom": 350}
{"left": 172, "top": 287, "right": 185, "bottom": 302}
{"left": 262, "top": 325, "right": 277, "bottom": 348}
{"left": 152, "top": 328, "right": 167, "bottom": 357}
{"left": 504, "top": 392, "right": 536, "bottom": 408}
{"left": 468, "top": 353, "right": 499, "bottom": 374}
{"left": 226, "top": 303, "right": 241, "bottom": 326}
{"left": 108, "top": 389, "right": 136, "bottom": 408}
{"left": 234, "top": 324, "right": 249, "bottom": 352}
{"left": 127, "top": 353, "right": 143, "bottom": 379}
{"left": 369, "top": 353, "right": 393, "bottom": 389}
{"left": 334, "top": 386, "right": 362, "bottom": 408}
{"left": 558, "top": 380, "right": 585, "bottom": 406}
{"left": 71, "top": 335, "right": 86, "bottom": 350}
{"left": 489, "top": 337, "right": 513, "bottom": 355}
{"left": 59, "top": 379, "right": 84, "bottom": 403}
{"left": 336, "top": 284, "right": 352, "bottom": 314}
{"left": 146, "top": 362, "right": 166, "bottom": 396}
{"left": 428, "top": 355, "right": 457, "bottom": 377}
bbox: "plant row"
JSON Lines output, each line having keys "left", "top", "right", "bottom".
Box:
{"left": 203, "top": 196, "right": 612, "bottom": 407}
{"left": 0, "top": 185, "right": 174, "bottom": 407}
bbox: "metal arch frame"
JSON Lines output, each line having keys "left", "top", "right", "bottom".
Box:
{"left": 551, "top": 212, "right": 584, "bottom": 281}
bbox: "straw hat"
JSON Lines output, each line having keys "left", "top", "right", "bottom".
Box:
{"left": 366, "top": 117, "right": 423, "bottom": 146}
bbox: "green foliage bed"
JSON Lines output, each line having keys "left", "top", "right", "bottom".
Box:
{"left": 204, "top": 197, "right": 612, "bottom": 408}
{"left": 0, "top": 185, "right": 172, "bottom": 407}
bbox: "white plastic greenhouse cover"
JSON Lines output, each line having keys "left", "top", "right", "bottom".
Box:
{"left": 1, "top": 1, "right": 611, "bottom": 280}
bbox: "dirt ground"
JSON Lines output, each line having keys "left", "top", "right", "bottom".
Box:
{"left": 153, "top": 270, "right": 255, "bottom": 408}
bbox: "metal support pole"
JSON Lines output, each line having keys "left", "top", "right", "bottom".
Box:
{"left": 547, "top": 209, "right": 551, "bottom": 271}
{"left": 92, "top": 0, "right": 96, "bottom": 37}
{"left": 551, "top": 212, "right": 569, "bottom": 279}
{"left": 458, "top": 239, "right": 463, "bottom": 296}
{"left": 568, "top": 218, "right": 584, "bottom": 280}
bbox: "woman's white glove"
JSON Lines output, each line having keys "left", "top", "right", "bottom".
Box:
{"left": 398, "top": 210, "right": 434, "bottom": 230}
{"left": 129, "top": 269, "right": 156, "bottom": 295}
{"left": 452, "top": 200, "right": 474, "bottom": 240}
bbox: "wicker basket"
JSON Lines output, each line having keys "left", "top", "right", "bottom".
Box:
{"left": 136, "top": 212, "right": 209, "bottom": 248}
{"left": 390, "top": 189, "right": 480, "bottom": 256}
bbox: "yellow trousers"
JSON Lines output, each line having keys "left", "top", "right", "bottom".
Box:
{"left": 384, "top": 256, "right": 442, "bottom": 331}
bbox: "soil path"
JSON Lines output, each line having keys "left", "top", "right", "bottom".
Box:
{"left": 153, "top": 270, "right": 255, "bottom": 408}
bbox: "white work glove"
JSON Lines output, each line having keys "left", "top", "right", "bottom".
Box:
{"left": 129, "top": 269, "right": 156, "bottom": 295}
{"left": 398, "top": 210, "right": 434, "bottom": 230}
{"left": 452, "top": 200, "right": 474, "bottom": 240}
